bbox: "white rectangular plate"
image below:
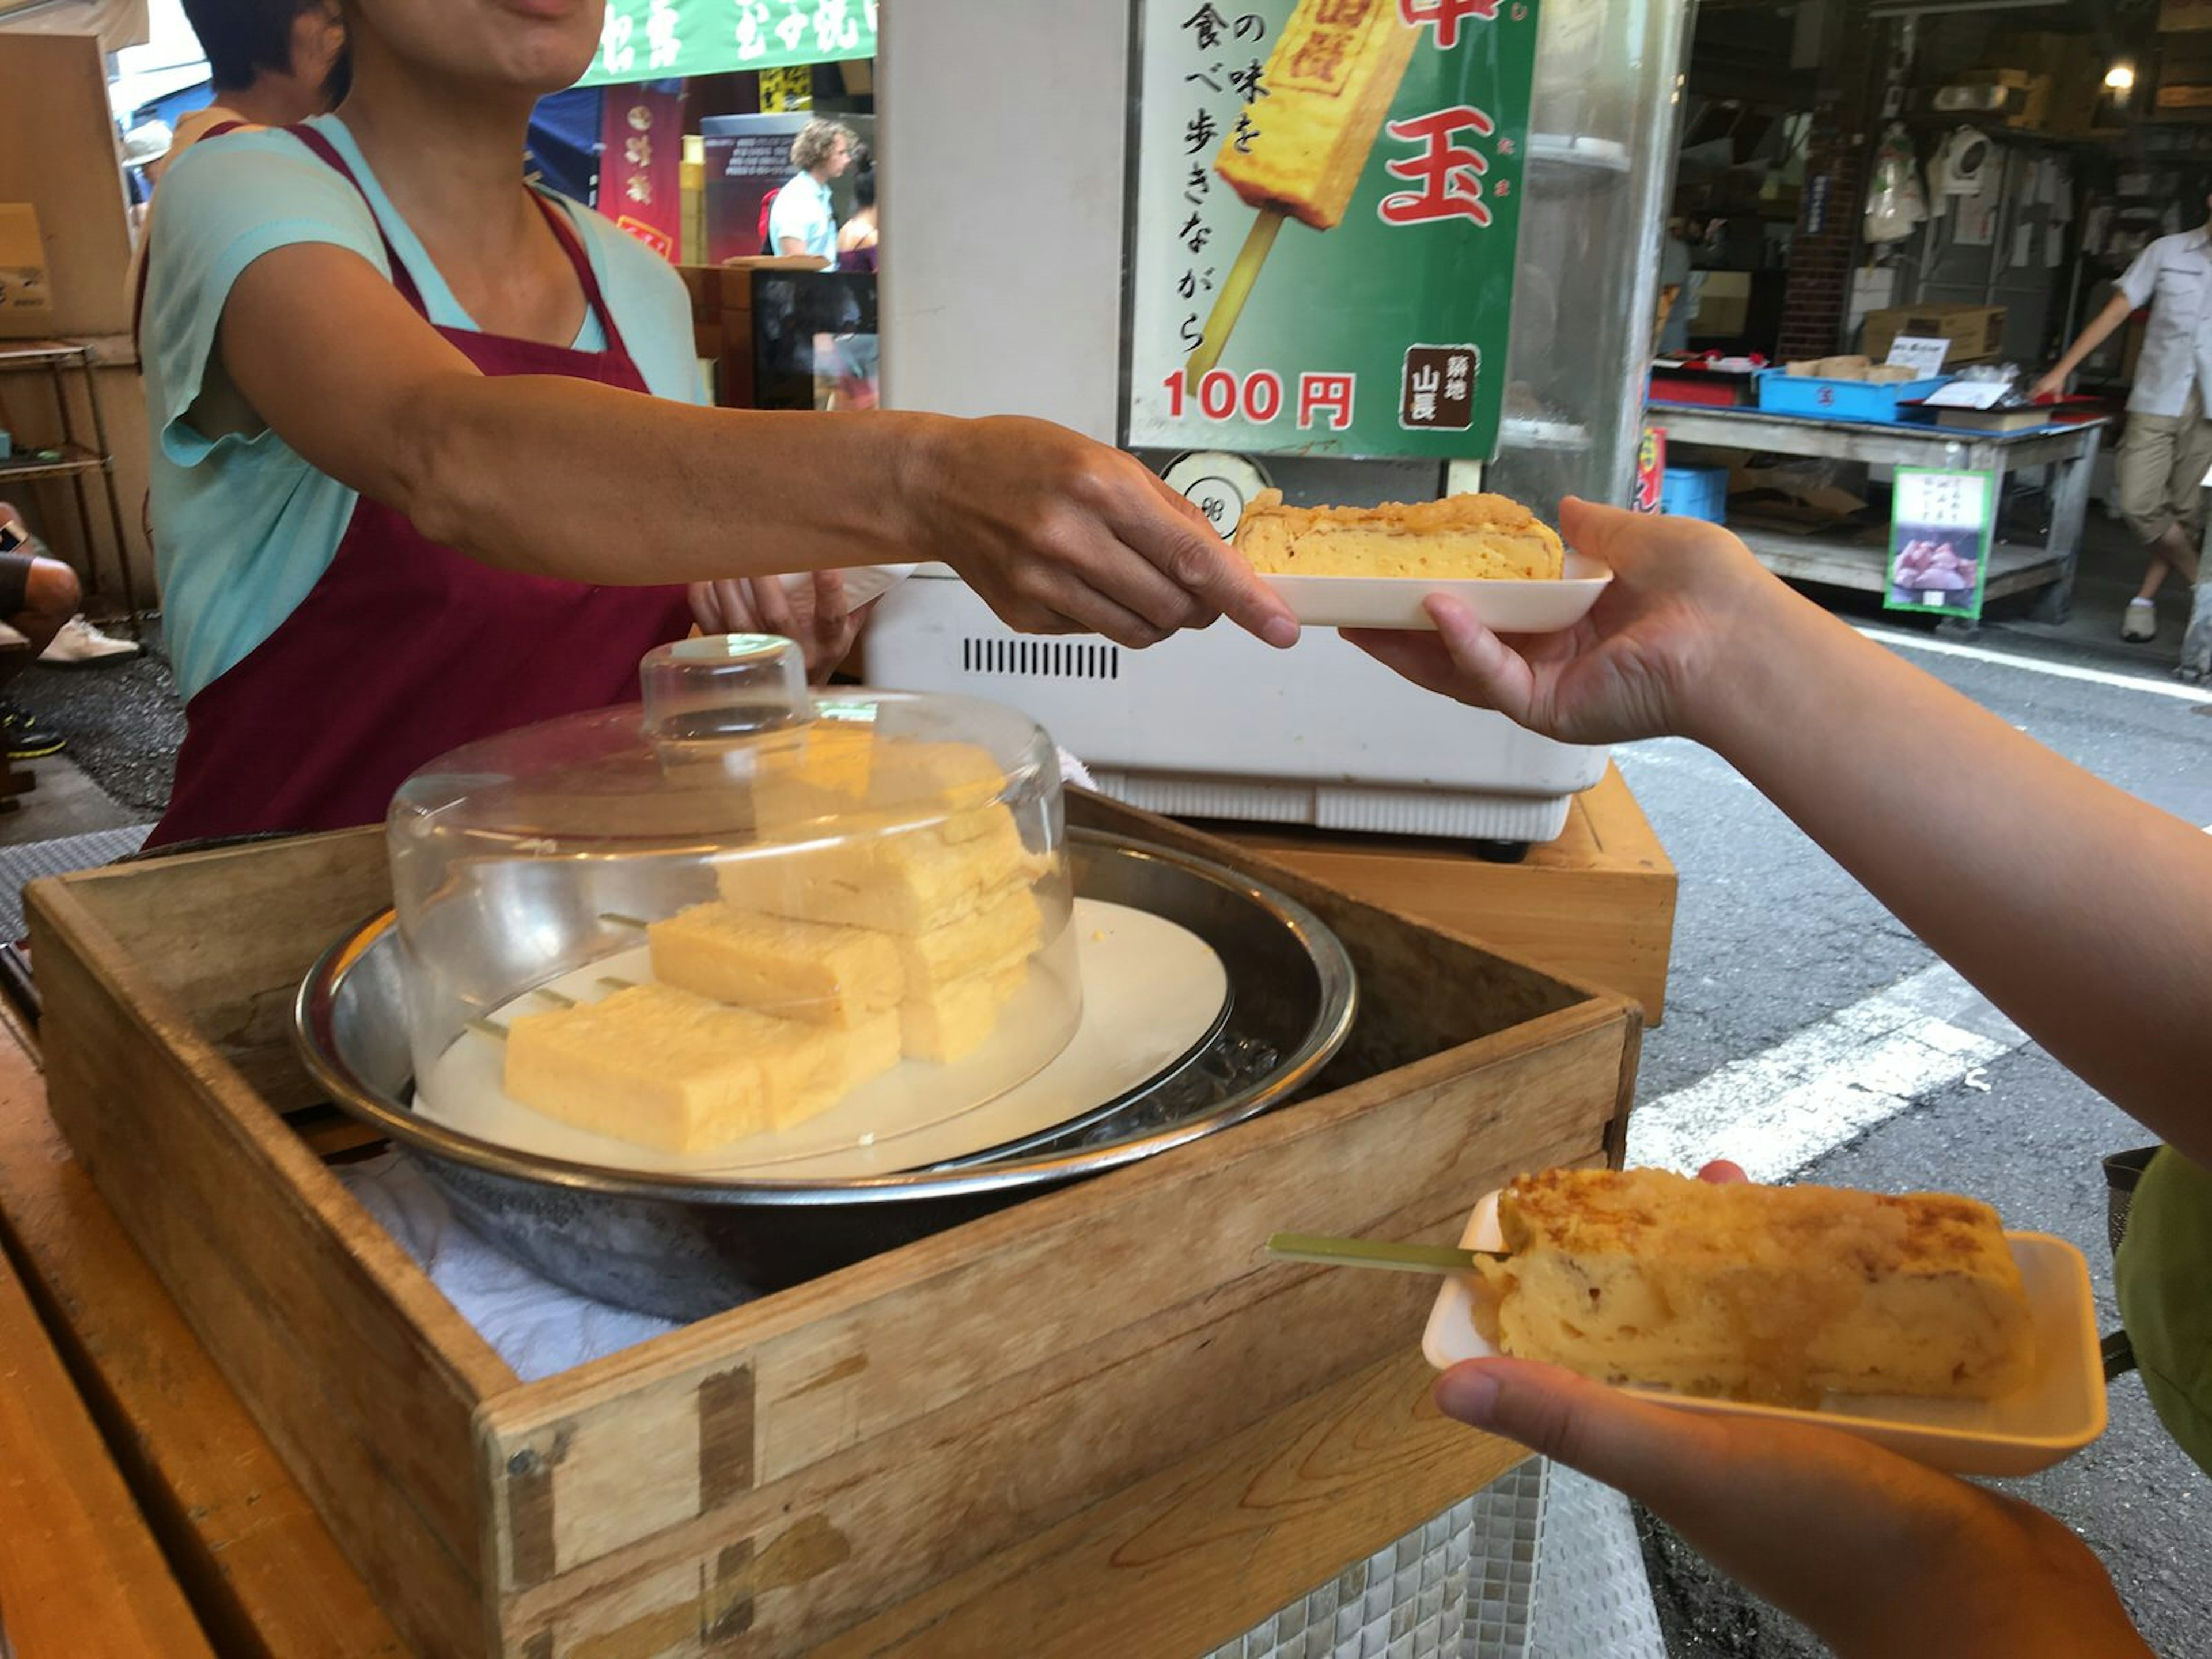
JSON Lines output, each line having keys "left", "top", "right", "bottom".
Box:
{"left": 1423, "top": 1190, "right": 2108, "bottom": 1478}
{"left": 1260, "top": 550, "right": 1612, "bottom": 632}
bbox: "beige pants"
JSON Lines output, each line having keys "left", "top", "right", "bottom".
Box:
{"left": 2115, "top": 385, "right": 2212, "bottom": 545}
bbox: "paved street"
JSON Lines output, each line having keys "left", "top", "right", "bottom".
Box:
{"left": 1610, "top": 611, "right": 2212, "bottom": 1658}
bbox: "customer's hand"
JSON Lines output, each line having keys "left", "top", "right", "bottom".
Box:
{"left": 904, "top": 415, "right": 1298, "bottom": 652}
{"left": 688, "top": 570, "right": 866, "bottom": 683}
{"left": 1436, "top": 1157, "right": 2149, "bottom": 1659}
{"left": 1342, "top": 498, "right": 1785, "bottom": 746}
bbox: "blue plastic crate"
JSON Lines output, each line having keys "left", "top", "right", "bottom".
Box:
{"left": 1755, "top": 371, "right": 1952, "bottom": 423}
{"left": 1660, "top": 465, "right": 1727, "bottom": 522}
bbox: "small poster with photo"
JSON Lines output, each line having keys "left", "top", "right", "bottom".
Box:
{"left": 1886, "top": 468, "right": 1994, "bottom": 619}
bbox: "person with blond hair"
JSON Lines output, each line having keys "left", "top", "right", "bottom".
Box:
{"left": 767, "top": 118, "right": 856, "bottom": 267}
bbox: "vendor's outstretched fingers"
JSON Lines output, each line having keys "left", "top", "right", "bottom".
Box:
{"left": 1118, "top": 478, "right": 1297, "bottom": 648}
{"left": 749, "top": 571, "right": 800, "bottom": 639}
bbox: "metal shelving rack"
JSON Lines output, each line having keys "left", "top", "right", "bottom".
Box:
{"left": 0, "top": 339, "right": 141, "bottom": 620}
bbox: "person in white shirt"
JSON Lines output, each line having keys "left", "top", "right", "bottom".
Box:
{"left": 2036, "top": 192, "right": 2212, "bottom": 642}
{"left": 766, "top": 119, "right": 855, "bottom": 267}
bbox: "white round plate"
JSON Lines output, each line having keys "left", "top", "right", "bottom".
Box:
{"left": 412, "top": 897, "right": 1228, "bottom": 1181}
{"left": 1262, "top": 549, "right": 1613, "bottom": 632}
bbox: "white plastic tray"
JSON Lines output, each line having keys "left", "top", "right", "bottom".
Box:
{"left": 1263, "top": 550, "right": 1612, "bottom": 632}
{"left": 1423, "top": 1190, "right": 2108, "bottom": 1478}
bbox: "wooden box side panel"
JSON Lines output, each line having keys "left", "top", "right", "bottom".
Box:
{"left": 29, "top": 882, "right": 513, "bottom": 1659}
{"left": 825, "top": 1350, "right": 1531, "bottom": 1659}
{"left": 0, "top": 1044, "right": 414, "bottom": 1659}
{"left": 480, "top": 1013, "right": 1629, "bottom": 1654}
{"left": 44, "top": 828, "right": 391, "bottom": 1111}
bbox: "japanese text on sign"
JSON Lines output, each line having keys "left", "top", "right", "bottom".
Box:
{"left": 1126, "top": 0, "right": 1539, "bottom": 459}
{"left": 1885, "top": 467, "right": 1993, "bottom": 621}
{"left": 582, "top": 0, "right": 876, "bottom": 87}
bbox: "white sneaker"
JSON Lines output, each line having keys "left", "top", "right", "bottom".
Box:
{"left": 37, "top": 615, "right": 139, "bottom": 666}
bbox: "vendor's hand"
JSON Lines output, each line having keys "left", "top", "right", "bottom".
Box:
{"left": 904, "top": 415, "right": 1298, "bottom": 652}
{"left": 688, "top": 571, "right": 867, "bottom": 684}
{"left": 1342, "top": 498, "right": 1785, "bottom": 746}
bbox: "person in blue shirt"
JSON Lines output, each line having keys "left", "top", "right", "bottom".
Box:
{"left": 767, "top": 118, "right": 854, "bottom": 266}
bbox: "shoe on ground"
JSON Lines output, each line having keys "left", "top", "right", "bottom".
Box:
{"left": 2122, "top": 598, "right": 2157, "bottom": 643}
{"left": 0, "top": 704, "right": 63, "bottom": 761}
{"left": 37, "top": 615, "right": 139, "bottom": 666}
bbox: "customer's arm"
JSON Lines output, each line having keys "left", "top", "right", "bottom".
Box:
{"left": 206, "top": 243, "right": 1296, "bottom": 652}
{"left": 1349, "top": 501, "right": 2212, "bottom": 1164}
{"left": 1437, "top": 1354, "right": 2152, "bottom": 1659}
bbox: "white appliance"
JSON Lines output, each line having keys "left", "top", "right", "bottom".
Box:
{"left": 866, "top": 0, "right": 1690, "bottom": 847}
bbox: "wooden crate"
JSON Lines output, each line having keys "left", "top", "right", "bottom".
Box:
{"left": 26, "top": 794, "right": 1639, "bottom": 1659}
{"left": 1212, "top": 763, "right": 1676, "bottom": 1023}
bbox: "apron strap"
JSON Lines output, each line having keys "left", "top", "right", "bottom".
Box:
{"left": 282, "top": 124, "right": 431, "bottom": 316}
{"left": 529, "top": 194, "right": 632, "bottom": 363}
{"left": 292, "top": 125, "right": 626, "bottom": 355}
{"left": 134, "top": 123, "right": 631, "bottom": 372}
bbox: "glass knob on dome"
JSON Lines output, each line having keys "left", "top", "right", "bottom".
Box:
{"left": 641, "top": 634, "right": 810, "bottom": 748}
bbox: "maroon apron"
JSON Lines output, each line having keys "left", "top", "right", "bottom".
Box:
{"left": 147, "top": 126, "right": 694, "bottom": 847}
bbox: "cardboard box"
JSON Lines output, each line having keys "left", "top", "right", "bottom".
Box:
{"left": 1690, "top": 271, "right": 1752, "bottom": 339}
{"left": 1994, "top": 35, "right": 2115, "bottom": 134}
{"left": 1863, "top": 304, "right": 2006, "bottom": 365}
{"left": 0, "top": 37, "right": 132, "bottom": 338}
{"left": 0, "top": 204, "right": 48, "bottom": 316}
{"left": 1949, "top": 67, "right": 2052, "bottom": 127}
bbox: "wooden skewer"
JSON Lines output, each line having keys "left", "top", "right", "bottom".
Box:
{"left": 600, "top": 911, "right": 647, "bottom": 931}
{"left": 529, "top": 987, "right": 577, "bottom": 1009}
{"left": 1184, "top": 207, "right": 1285, "bottom": 393}
{"left": 467, "top": 1017, "right": 508, "bottom": 1043}
{"left": 1264, "top": 1231, "right": 1509, "bottom": 1274}
{"left": 595, "top": 975, "right": 638, "bottom": 995}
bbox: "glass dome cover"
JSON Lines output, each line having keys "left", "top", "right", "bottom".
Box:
{"left": 384, "top": 635, "right": 1080, "bottom": 1174}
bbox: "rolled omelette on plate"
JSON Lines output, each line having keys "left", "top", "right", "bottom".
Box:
{"left": 1230, "top": 490, "right": 1567, "bottom": 581}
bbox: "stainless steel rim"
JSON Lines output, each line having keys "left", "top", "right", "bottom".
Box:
{"left": 292, "top": 831, "right": 1357, "bottom": 1207}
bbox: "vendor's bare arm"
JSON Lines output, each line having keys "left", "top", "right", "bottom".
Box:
{"left": 210, "top": 242, "right": 1297, "bottom": 650}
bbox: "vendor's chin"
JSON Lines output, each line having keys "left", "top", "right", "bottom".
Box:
{"left": 395, "top": 2, "right": 602, "bottom": 92}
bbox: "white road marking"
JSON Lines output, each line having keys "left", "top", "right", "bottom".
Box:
{"left": 1856, "top": 625, "right": 2212, "bottom": 704}
{"left": 1627, "top": 964, "right": 2029, "bottom": 1182}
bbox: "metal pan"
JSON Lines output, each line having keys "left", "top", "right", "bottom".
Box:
{"left": 294, "top": 831, "right": 1357, "bottom": 1320}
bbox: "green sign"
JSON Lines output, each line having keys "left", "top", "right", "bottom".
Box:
{"left": 1126, "top": 0, "right": 1539, "bottom": 461}
{"left": 1885, "top": 468, "right": 1995, "bottom": 621}
{"left": 578, "top": 0, "right": 877, "bottom": 89}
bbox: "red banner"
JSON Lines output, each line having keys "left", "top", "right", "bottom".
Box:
{"left": 597, "top": 86, "right": 683, "bottom": 260}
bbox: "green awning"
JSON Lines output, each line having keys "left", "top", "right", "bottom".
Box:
{"left": 577, "top": 0, "right": 876, "bottom": 89}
